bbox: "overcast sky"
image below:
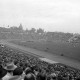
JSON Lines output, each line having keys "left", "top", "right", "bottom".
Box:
{"left": 0, "top": 0, "right": 80, "bottom": 33}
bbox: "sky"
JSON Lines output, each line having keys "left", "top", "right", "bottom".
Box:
{"left": 0, "top": 0, "right": 80, "bottom": 33}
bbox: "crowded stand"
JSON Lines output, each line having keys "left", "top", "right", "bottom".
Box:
{"left": 0, "top": 44, "right": 80, "bottom": 80}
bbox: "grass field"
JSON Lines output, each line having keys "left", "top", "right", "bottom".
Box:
{"left": 9, "top": 40, "right": 80, "bottom": 61}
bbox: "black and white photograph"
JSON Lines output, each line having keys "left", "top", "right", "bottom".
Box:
{"left": 0, "top": 0, "right": 80, "bottom": 80}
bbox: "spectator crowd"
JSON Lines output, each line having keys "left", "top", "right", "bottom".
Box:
{"left": 0, "top": 44, "right": 80, "bottom": 80}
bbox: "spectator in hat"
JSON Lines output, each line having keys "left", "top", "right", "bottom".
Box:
{"left": 50, "top": 73, "right": 57, "bottom": 80}
{"left": 0, "top": 65, "right": 7, "bottom": 79}
{"left": 14, "top": 60, "right": 18, "bottom": 65}
{"left": 25, "top": 67, "right": 32, "bottom": 75}
{"left": 24, "top": 73, "right": 36, "bottom": 80}
{"left": 3, "top": 62, "right": 17, "bottom": 75}
{"left": 36, "top": 73, "right": 46, "bottom": 80}
{"left": 13, "top": 67, "right": 23, "bottom": 76}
